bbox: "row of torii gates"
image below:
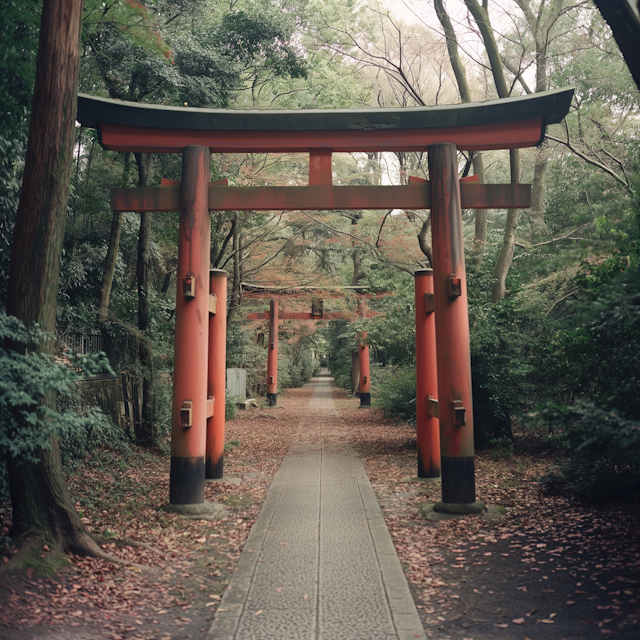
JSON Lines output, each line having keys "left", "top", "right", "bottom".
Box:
{"left": 79, "top": 86, "right": 572, "bottom": 513}
{"left": 244, "top": 287, "right": 379, "bottom": 407}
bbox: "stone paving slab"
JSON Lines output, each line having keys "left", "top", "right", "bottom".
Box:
{"left": 206, "top": 377, "right": 426, "bottom": 640}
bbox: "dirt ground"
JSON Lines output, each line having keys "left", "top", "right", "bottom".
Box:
{"left": 0, "top": 378, "right": 639, "bottom": 640}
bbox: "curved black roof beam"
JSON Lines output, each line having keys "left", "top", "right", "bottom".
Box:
{"left": 77, "top": 87, "right": 574, "bottom": 153}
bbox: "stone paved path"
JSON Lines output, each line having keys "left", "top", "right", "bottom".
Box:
{"left": 206, "top": 374, "right": 426, "bottom": 640}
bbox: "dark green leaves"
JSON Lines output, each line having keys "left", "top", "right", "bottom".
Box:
{"left": 0, "top": 314, "right": 112, "bottom": 462}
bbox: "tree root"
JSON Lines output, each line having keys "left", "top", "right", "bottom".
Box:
{"left": 91, "top": 534, "right": 163, "bottom": 556}
{"left": 0, "top": 531, "right": 153, "bottom": 576}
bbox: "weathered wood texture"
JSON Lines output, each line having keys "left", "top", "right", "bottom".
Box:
{"left": 111, "top": 183, "right": 531, "bottom": 213}
{"left": 428, "top": 143, "right": 476, "bottom": 504}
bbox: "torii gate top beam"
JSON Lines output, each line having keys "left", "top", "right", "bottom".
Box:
{"left": 77, "top": 88, "right": 573, "bottom": 154}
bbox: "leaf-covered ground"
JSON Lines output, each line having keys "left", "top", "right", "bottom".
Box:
{"left": 0, "top": 379, "right": 639, "bottom": 639}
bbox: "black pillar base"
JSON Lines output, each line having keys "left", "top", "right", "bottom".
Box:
{"left": 433, "top": 501, "right": 486, "bottom": 515}
{"left": 441, "top": 455, "right": 476, "bottom": 504}
{"left": 205, "top": 455, "right": 224, "bottom": 480}
{"left": 418, "top": 450, "right": 441, "bottom": 479}
{"left": 170, "top": 456, "right": 205, "bottom": 505}
{"left": 267, "top": 393, "right": 277, "bottom": 406}
{"left": 359, "top": 392, "right": 371, "bottom": 407}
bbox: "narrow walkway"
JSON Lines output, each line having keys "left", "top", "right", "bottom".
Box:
{"left": 207, "top": 375, "right": 426, "bottom": 640}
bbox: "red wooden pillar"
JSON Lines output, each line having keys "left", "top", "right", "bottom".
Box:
{"left": 359, "top": 339, "right": 371, "bottom": 406}
{"left": 428, "top": 143, "right": 481, "bottom": 509}
{"left": 415, "top": 268, "right": 440, "bottom": 479}
{"left": 206, "top": 268, "right": 227, "bottom": 480}
{"left": 170, "top": 145, "right": 211, "bottom": 504}
{"left": 267, "top": 299, "right": 278, "bottom": 406}
{"left": 358, "top": 298, "right": 371, "bottom": 407}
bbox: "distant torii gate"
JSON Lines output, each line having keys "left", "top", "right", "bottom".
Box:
{"left": 246, "top": 292, "right": 381, "bottom": 407}
{"left": 78, "top": 87, "right": 573, "bottom": 514}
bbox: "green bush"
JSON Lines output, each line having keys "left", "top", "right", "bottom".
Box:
{"left": 375, "top": 366, "right": 416, "bottom": 424}
{"left": 57, "top": 407, "right": 132, "bottom": 471}
{"left": 225, "top": 390, "right": 238, "bottom": 420}
{"left": 469, "top": 297, "right": 549, "bottom": 447}
{"left": 0, "top": 313, "right": 118, "bottom": 499}
{"left": 535, "top": 401, "right": 640, "bottom": 503}
{"left": 0, "top": 313, "right": 112, "bottom": 462}
{"left": 489, "top": 436, "right": 514, "bottom": 459}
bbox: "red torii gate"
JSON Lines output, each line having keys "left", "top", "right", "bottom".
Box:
{"left": 245, "top": 290, "right": 382, "bottom": 407}
{"left": 78, "top": 87, "right": 573, "bottom": 514}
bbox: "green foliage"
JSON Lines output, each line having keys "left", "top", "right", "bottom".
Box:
{"left": 57, "top": 390, "right": 132, "bottom": 471}
{"left": 0, "top": 313, "right": 113, "bottom": 463}
{"left": 374, "top": 366, "right": 416, "bottom": 424}
{"left": 216, "top": 10, "right": 307, "bottom": 80}
{"left": 81, "top": 1, "right": 309, "bottom": 108}
{"left": 365, "top": 270, "right": 417, "bottom": 368}
{"left": 226, "top": 320, "right": 267, "bottom": 395}
{"left": 489, "top": 436, "right": 514, "bottom": 459}
{"left": 535, "top": 401, "right": 640, "bottom": 503}
{"left": 226, "top": 390, "right": 238, "bottom": 420}
{"left": 321, "top": 320, "right": 356, "bottom": 391}
{"left": 0, "top": 1, "right": 40, "bottom": 303}
{"left": 469, "top": 294, "right": 549, "bottom": 446}
{"left": 0, "top": 0, "right": 40, "bottom": 136}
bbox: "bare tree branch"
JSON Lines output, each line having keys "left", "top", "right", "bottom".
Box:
{"left": 546, "top": 133, "right": 634, "bottom": 193}
{"left": 515, "top": 221, "right": 593, "bottom": 251}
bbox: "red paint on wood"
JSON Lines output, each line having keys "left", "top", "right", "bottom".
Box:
{"left": 99, "top": 118, "right": 544, "bottom": 153}
{"left": 358, "top": 300, "right": 371, "bottom": 396}
{"left": 171, "top": 146, "right": 211, "bottom": 468}
{"left": 428, "top": 144, "right": 475, "bottom": 491}
{"left": 111, "top": 183, "right": 531, "bottom": 213}
{"left": 206, "top": 269, "right": 227, "bottom": 478}
{"left": 359, "top": 339, "right": 371, "bottom": 395}
{"left": 309, "top": 149, "right": 332, "bottom": 185}
{"left": 415, "top": 269, "right": 440, "bottom": 478}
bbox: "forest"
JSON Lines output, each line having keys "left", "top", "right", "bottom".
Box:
{"left": 0, "top": 0, "right": 639, "bottom": 637}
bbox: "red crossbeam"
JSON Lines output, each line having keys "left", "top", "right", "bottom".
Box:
{"left": 99, "top": 118, "right": 544, "bottom": 154}
{"left": 111, "top": 182, "right": 531, "bottom": 212}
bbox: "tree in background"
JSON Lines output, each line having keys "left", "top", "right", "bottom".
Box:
{"left": 0, "top": 1, "right": 41, "bottom": 303}
{"left": 4, "top": 0, "right": 120, "bottom": 563}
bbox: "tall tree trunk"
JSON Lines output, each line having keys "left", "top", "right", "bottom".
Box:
{"left": 530, "top": 150, "right": 548, "bottom": 233}
{"left": 417, "top": 214, "right": 433, "bottom": 266}
{"left": 351, "top": 350, "right": 360, "bottom": 395}
{"left": 134, "top": 152, "right": 155, "bottom": 444}
{"left": 491, "top": 150, "right": 520, "bottom": 302}
{"left": 593, "top": 0, "right": 640, "bottom": 91}
{"left": 435, "top": 0, "right": 488, "bottom": 267}
{"left": 227, "top": 215, "right": 241, "bottom": 324}
{"left": 465, "top": 0, "right": 520, "bottom": 300}
{"left": 97, "top": 153, "right": 132, "bottom": 324}
{"left": 351, "top": 247, "right": 365, "bottom": 286}
{"left": 96, "top": 211, "right": 123, "bottom": 324}
{"left": 5, "top": 0, "right": 113, "bottom": 560}
{"left": 472, "top": 153, "right": 487, "bottom": 267}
